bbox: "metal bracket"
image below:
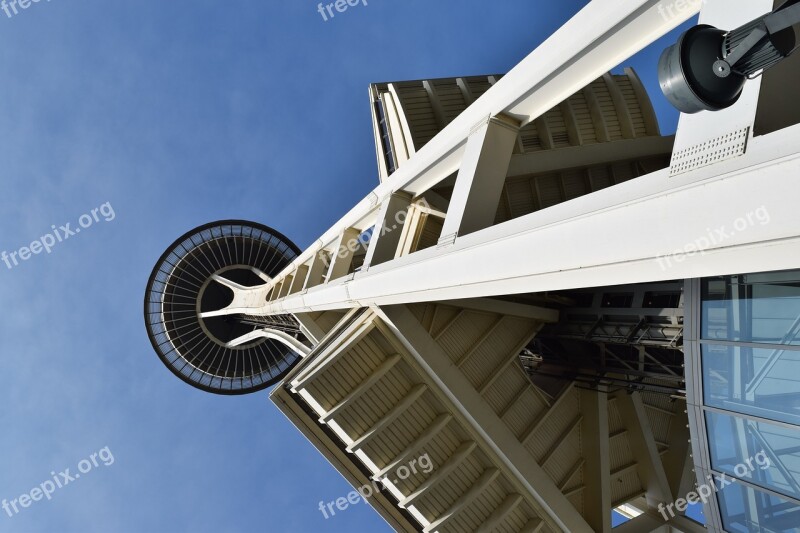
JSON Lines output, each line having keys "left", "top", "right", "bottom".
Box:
{"left": 436, "top": 232, "right": 458, "bottom": 248}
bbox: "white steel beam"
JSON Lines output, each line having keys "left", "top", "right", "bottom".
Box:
{"left": 615, "top": 392, "right": 673, "bottom": 508}
{"left": 436, "top": 298, "right": 557, "bottom": 322}
{"left": 326, "top": 228, "right": 361, "bottom": 283}
{"left": 265, "top": 0, "right": 700, "bottom": 289}
{"left": 522, "top": 382, "right": 574, "bottom": 445}
{"left": 438, "top": 116, "right": 520, "bottom": 245}
{"left": 376, "top": 413, "right": 453, "bottom": 481}
{"left": 288, "top": 265, "right": 309, "bottom": 295}
{"left": 521, "top": 518, "right": 544, "bottom": 533}
{"left": 476, "top": 493, "right": 523, "bottom": 533}
{"left": 422, "top": 468, "right": 500, "bottom": 533}
{"left": 506, "top": 136, "right": 674, "bottom": 178}
{"left": 398, "top": 440, "right": 476, "bottom": 507}
{"left": 363, "top": 191, "right": 412, "bottom": 268}
{"left": 304, "top": 250, "right": 329, "bottom": 290}
{"left": 580, "top": 388, "right": 612, "bottom": 533}
{"left": 320, "top": 353, "right": 401, "bottom": 423}
{"left": 264, "top": 141, "right": 800, "bottom": 314}
{"left": 293, "top": 312, "right": 326, "bottom": 344}
{"left": 290, "top": 311, "right": 376, "bottom": 392}
{"left": 346, "top": 383, "right": 428, "bottom": 453}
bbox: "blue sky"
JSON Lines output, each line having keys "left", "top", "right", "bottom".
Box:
{"left": 0, "top": 1, "right": 696, "bottom": 531}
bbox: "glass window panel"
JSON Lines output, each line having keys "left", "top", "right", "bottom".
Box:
{"left": 703, "top": 344, "right": 800, "bottom": 426}
{"left": 686, "top": 501, "right": 706, "bottom": 525}
{"left": 706, "top": 411, "right": 800, "bottom": 500}
{"left": 701, "top": 272, "right": 800, "bottom": 345}
{"left": 718, "top": 481, "right": 800, "bottom": 533}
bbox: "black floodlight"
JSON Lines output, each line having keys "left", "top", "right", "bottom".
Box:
{"left": 659, "top": 0, "right": 800, "bottom": 113}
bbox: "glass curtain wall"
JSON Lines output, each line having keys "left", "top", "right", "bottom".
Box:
{"left": 698, "top": 270, "right": 800, "bottom": 532}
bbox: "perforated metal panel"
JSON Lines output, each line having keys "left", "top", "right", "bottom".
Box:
{"left": 669, "top": 127, "right": 750, "bottom": 176}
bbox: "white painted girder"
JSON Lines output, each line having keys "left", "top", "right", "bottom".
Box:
{"left": 261, "top": 137, "right": 800, "bottom": 314}
{"left": 204, "top": 0, "right": 800, "bottom": 323}
{"left": 266, "top": 0, "right": 700, "bottom": 286}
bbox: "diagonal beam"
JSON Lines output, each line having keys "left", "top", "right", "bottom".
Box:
{"left": 325, "top": 227, "right": 361, "bottom": 283}
{"left": 580, "top": 388, "right": 612, "bottom": 533}
{"left": 262, "top": 0, "right": 702, "bottom": 297}
{"left": 346, "top": 384, "right": 428, "bottom": 453}
{"left": 522, "top": 382, "right": 575, "bottom": 445}
{"left": 423, "top": 468, "right": 500, "bottom": 533}
{"left": 476, "top": 493, "right": 522, "bottom": 533}
{"left": 363, "top": 191, "right": 413, "bottom": 268}
{"left": 377, "top": 304, "right": 594, "bottom": 533}
{"left": 399, "top": 441, "right": 476, "bottom": 508}
{"left": 292, "top": 312, "right": 326, "bottom": 344}
{"left": 375, "top": 413, "right": 453, "bottom": 481}
{"left": 321, "top": 354, "right": 402, "bottom": 423}
{"left": 438, "top": 115, "right": 520, "bottom": 245}
{"left": 614, "top": 391, "right": 672, "bottom": 507}
{"left": 661, "top": 401, "right": 692, "bottom": 501}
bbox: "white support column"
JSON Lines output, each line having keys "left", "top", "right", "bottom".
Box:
{"left": 394, "top": 204, "right": 423, "bottom": 258}
{"left": 583, "top": 86, "right": 611, "bottom": 142}
{"left": 602, "top": 73, "right": 635, "bottom": 139}
{"left": 304, "top": 250, "right": 329, "bottom": 290}
{"left": 661, "top": 403, "right": 691, "bottom": 501}
{"left": 422, "top": 80, "right": 448, "bottom": 130}
{"left": 293, "top": 312, "right": 326, "bottom": 344}
{"left": 289, "top": 264, "right": 309, "bottom": 295}
{"left": 363, "top": 191, "right": 413, "bottom": 268}
{"left": 580, "top": 388, "right": 612, "bottom": 533}
{"left": 278, "top": 274, "right": 294, "bottom": 298}
{"left": 456, "top": 77, "right": 475, "bottom": 106}
{"left": 438, "top": 115, "right": 520, "bottom": 246}
{"left": 615, "top": 392, "right": 673, "bottom": 508}
{"left": 326, "top": 228, "right": 361, "bottom": 283}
